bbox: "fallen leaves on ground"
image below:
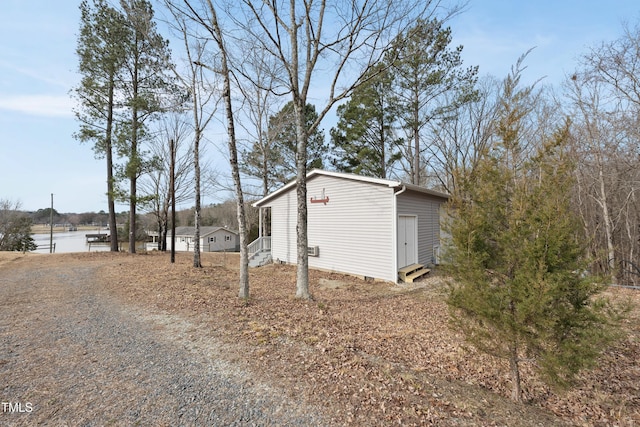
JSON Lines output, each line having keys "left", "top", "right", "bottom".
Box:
{"left": 12, "top": 251, "right": 638, "bottom": 426}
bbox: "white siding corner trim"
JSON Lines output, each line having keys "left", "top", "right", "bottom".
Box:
{"left": 254, "top": 170, "right": 448, "bottom": 284}
{"left": 392, "top": 185, "right": 407, "bottom": 283}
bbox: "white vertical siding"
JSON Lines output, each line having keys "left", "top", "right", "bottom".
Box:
{"left": 165, "top": 236, "right": 192, "bottom": 252}
{"left": 263, "top": 175, "right": 396, "bottom": 281}
{"left": 268, "top": 190, "right": 297, "bottom": 263}
{"left": 397, "top": 190, "right": 445, "bottom": 266}
{"left": 164, "top": 230, "right": 238, "bottom": 252}
{"left": 202, "top": 230, "right": 238, "bottom": 252}
{"left": 306, "top": 175, "right": 395, "bottom": 281}
{"left": 261, "top": 172, "right": 446, "bottom": 282}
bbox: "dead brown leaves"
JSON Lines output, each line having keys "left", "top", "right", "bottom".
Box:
{"left": 24, "top": 251, "right": 639, "bottom": 426}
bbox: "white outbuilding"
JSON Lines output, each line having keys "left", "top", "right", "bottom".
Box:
{"left": 148, "top": 226, "right": 239, "bottom": 252}
{"left": 251, "top": 169, "right": 449, "bottom": 284}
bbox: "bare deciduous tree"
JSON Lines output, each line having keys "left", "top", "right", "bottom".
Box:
{"left": 236, "top": 46, "right": 284, "bottom": 200}
{"left": 425, "top": 75, "right": 499, "bottom": 193}
{"left": 234, "top": 0, "right": 445, "bottom": 299}
{"left": 139, "top": 113, "right": 194, "bottom": 251}
{"left": 164, "top": 2, "right": 221, "bottom": 267}
{"left": 567, "top": 23, "right": 640, "bottom": 284}
{"left": 170, "top": 0, "right": 250, "bottom": 297}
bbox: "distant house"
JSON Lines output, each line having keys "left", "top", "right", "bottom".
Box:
{"left": 147, "top": 226, "right": 239, "bottom": 252}
{"left": 251, "top": 169, "right": 449, "bottom": 283}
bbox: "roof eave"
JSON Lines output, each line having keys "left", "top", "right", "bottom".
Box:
{"left": 253, "top": 169, "right": 399, "bottom": 207}
{"left": 397, "top": 182, "right": 450, "bottom": 200}
{"left": 253, "top": 169, "right": 450, "bottom": 206}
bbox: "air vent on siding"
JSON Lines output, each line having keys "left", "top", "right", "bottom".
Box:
{"left": 308, "top": 246, "right": 320, "bottom": 257}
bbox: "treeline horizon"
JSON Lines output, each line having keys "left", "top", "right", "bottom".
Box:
{"left": 24, "top": 199, "right": 254, "bottom": 233}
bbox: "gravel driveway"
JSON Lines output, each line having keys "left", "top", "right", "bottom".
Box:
{"left": 0, "top": 258, "right": 333, "bottom": 426}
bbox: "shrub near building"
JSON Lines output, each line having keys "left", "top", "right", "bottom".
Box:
{"left": 444, "top": 63, "right": 625, "bottom": 402}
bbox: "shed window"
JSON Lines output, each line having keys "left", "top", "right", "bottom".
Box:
{"left": 225, "top": 235, "right": 231, "bottom": 241}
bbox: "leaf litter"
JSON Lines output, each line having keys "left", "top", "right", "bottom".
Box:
{"left": 5, "top": 251, "right": 637, "bottom": 426}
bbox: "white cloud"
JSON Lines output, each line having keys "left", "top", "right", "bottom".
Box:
{"left": 0, "top": 60, "right": 77, "bottom": 89}
{"left": 0, "top": 94, "right": 74, "bottom": 117}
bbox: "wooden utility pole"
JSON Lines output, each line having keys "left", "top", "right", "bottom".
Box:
{"left": 170, "top": 138, "right": 176, "bottom": 264}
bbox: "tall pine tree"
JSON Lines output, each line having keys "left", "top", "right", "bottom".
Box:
{"left": 74, "top": 0, "right": 129, "bottom": 251}
{"left": 330, "top": 64, "right": 403, "bottom": 179}
{"left": 243, "top": 102, "right": 326, "bottom": 187}
{"left": 391, "top": 18, "right": 478, "bottom": 185}
{"left": 118, "top": 0, "right": 174, "bottom": 253}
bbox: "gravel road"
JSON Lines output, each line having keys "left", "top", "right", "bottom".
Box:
{"left": 0, "top": 258, "right": 334, "bottom": 426}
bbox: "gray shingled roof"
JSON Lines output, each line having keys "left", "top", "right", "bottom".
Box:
{"left": 171, "top": 226, "right": 238, "bottom": 237}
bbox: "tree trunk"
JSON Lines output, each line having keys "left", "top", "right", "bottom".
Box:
{"left": 287, "top": 0, "right": 311, "bottom": 300}
{"left": 193, "top": 126, "right": 202, "bottom": 268}
{"left": 107, "top": 161, "right": 118, "bottom": 251}
{"left": 193, "top": 208, "right": 201, "bottom": 266}
{"left": 224, "top": 86, "right": 249, "bottom": 299}
{"left": 169, "top": 137, "right": 176, "bottom": 263}
{"left": 295, "top": 171, "right": 310, "bottom": 299}
{"left": 413, "top": 91, "right": 420, "bottom": 185}
{"left": 509, "top": 349, "right": 522, "bottom": 402}
{"left": 380, "top": 113, "right": 386, "bottom": 179}
{"left": 161, "top": 219, "right": 167, "bottom": 251}
{"left": 161, "top": 196, "right": 169, "bottom": 252}
{"left": 262, "top": 150, "right": 269, "bottom": 236}
{"left": 129, "top": 165, "right": 137, "bottom": 253}
{"left": 205, "top": 0, "right": 249, "bottom": 298}
{"left": 294, "top": 98, "right": 311, "bottom": 300}
{"left": 106, "top": 75, "right": 119, "bottom": 252}
{"left": 221, "top": 78, "right": 249, "bottom": 298}
{"left": 192, "top": 55, "right": 202, "bottom": 268}
{"left": 509, "top": 297, "right": 522, "bottom": 402}
{"left": 129, "top": 55, "right": 139, "bottom": 254}
{"left": 157, "top": 218, "right": 163, "bottom": 251}
{"left": 597, "top": 165, "right": 615, "bottom": 275}
{"left": 170, "top": 192, "right": 176, "bottom": 263}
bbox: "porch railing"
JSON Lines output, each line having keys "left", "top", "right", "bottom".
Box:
{"left": 248, "top": 236, "right": 271, "bottom": 258}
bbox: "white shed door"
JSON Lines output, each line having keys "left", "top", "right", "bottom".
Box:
{"left": 398, "top": 215, "right": 417, "bottom": 268}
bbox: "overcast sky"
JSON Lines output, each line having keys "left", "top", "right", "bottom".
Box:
{"left": 1, "top": 0, "right": 638, "bottom": 213}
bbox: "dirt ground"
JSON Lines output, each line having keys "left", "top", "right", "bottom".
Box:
{"left": 1, "top": 251, "right": 638, "bottom": 426}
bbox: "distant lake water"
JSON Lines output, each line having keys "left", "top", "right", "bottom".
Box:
{"left": 32, "top": 230, "right": 111, "bottom": 253}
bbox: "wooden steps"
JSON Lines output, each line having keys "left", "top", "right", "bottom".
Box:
{"left": 398, "top": 263, "right": 430, "bottom": 283}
